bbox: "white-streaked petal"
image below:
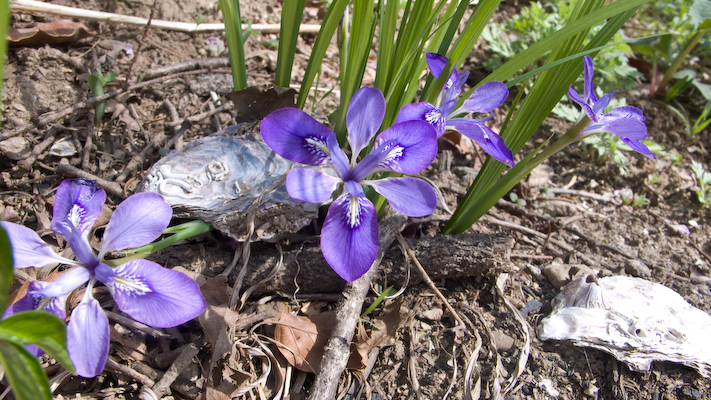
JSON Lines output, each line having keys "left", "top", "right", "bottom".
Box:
{"left": 51, "top": 179, "right": 106, "bottom": 239}
{"left": 0, "top": 222, "right": 75, "bottom": 269}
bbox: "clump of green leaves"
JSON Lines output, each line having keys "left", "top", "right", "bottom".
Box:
{"left": 691, "top": 160, "right": 711, "bottom": 207}
{"left": 87, "top": 68, "right": 118, "bottom": 126}
{"left": 0, "top": 226, "right": 75, "bottom": 400}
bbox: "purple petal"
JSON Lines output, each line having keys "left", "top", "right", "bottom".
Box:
{"left": 286, "top": 168, "right": 340, "bottom": 203}
{"left": 592, "top": 92, "right": 614, "bottom": 120}
{"left": 426, "top": 52, "right": 449, "bottom": 79}
{"left": 372, "top": 121, "right": 438, "bottom": 174}
{"left": 260, "top": 108, "right": 335, "bottom": 166}
{"left": 583, "top": 55, "right": 597, "bottom": 102}
{"left": 604, "top": 106, "right": 645, "bottom": 122}
{"left": 602, "top": 118, "right": 648, "bottom": 141}
{"left": 366, "top": 177, "right": 437, "bottom": 217}
{"left": 455, "top": 123, "right": 514, "bottom": 168}
{"left": 622, "top": 138, "right": 656, "bottom": 159}
{"left": 462, "top": 81, "right": 509, "bottom": 113}
{"left": 7, "top": 281, "right": 66, "bottom": 320}
{"left": 347, "top": 87, "right": 385, "bottom": 155}
{"left": 344, "top": 180, "right": 365, "bottom": 198}
{"left": 109, "top": 259, "right": 206, "bottom": 328}
{"left": 100, "top": 193, "right": 171, "bottom": 255}
{"left": 67, "top": 293, "right": 109, "bottom": 378}
{"left": 51, "top": 179, "right": 106, "bottom": 239}
{"left": 0, "top": 222, "right": 74, "bottom": 269}
{"left": 327, "top": 133, "right": 351, "bottom": 179}
{"left": 94, "top": 262, "right": 116, "bottom": 285}
{"left": 568, "top": 85, "right": 594, "bottom": 120}
{"left": 321, "top": 195, "right": 378, "bottom": 282}
{"left": 394, "top": 102, "right": 445, "bottom": 137}
{"left": 38, "top": 267, "right": 91, "bottom": 298}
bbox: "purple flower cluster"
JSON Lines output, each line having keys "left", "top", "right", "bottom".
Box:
{"left": 261, "top": 87, "right": 438, "bottom": 282}
{"left": 2, "top": 180, "right": 205, "bottom": 378}
{"left": 396, "top": 52, "right": 514, "bottom": 167}
{"left": 569, "top": 55, "right": 655, "bottom": 158}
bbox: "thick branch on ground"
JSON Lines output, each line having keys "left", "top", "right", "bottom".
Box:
{"left": 220, "top": 232, "right": 513, "bottom": 297}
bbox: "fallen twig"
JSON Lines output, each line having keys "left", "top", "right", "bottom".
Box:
{"left": 11, "top": 0, "right": 322, "bottom": 33}
{"left": 56, "top": 162, "right": 125, "bottom": 198}
{"left": 151, "top": 343, "right": 200, "bottom": 398}
{"left": 307, "top": 210, "right": 407, "bottom": 400}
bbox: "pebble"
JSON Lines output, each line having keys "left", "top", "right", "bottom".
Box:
{"left": 542, "top": 200, "right": 577, "bottom": 217}
{"left": 625, "top": 259, "right": 652, "bottom": 278}
{"left": 543, "top": 261, "right": 596, "bottom": 289}
{"left": 418, "top": 307, "right": 443, "bottom": 321}
{"left": 491, "top": 330, "right": 515, "bottom": 352}
{"left": 0, "top": 137, "right": 31, "bottom": 160}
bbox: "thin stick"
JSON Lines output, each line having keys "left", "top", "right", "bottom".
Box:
{"left": 123, "top": 0, "right": 158, "bottom": 86}
{"left": 151, "top": 343, "right": 200, "bottom": 398}
{"left": 307, "top": 211, "right": 406, "bottom": 400}
{"left": 11, "top": 0, "right": 322, "bottom": 34}
{"left": 395, "top": 233, "right": 467, "bottom": 331}
{"left": 56, "top": 162, "right": 125, "bottom": 198}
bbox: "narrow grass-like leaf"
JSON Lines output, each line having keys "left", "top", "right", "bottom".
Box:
{"left": 0, "top": 341, "right": 52, "bottom": 400}
{"left": 375, "top": 0, "right": 399, "bottom": 90}
{"left": 296, "top": 0, "right": 349, "bottom": 109}
{"left": 220, "top": 0, "right": 247, "bottom": 89}
{"left": 0, "top": 225, "right": 12, "bottom": 313}
{"left": 275, "top": 0, "right": 306, "bottom": 87}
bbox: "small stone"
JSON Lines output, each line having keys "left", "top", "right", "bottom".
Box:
{"left": 625, "top": 259, "right": 652, "bottom": 278}
{"left": 418, "top": 307, "right": 443, "bottom": 321}
{"left": 542, "top": 200, "right": 577, "bottom": 217}
{"left": 543, "top": 261, "right": 596, "bottom": 289}
{"left": 0, "top": 137, "right": 31, "bottom": 160}
{"left": 491, "top": 330, "right": 515, "bottom": 352}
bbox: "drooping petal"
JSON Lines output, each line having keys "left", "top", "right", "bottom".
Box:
{"left": 100, "top": 192, "right": 171, "bottom": 256}
{"left": 67, "top": 291, "right": 109, "bottom": 378}
{"left": 461, "top": 81, "right": 509, "bottom": 114}
{"left": 347, "top": 87, "right": 385, "bottom": 156}
{"left": 366, "top": 177, "right": 437, "bottom": 217}
{"left": 6, "top": 281, "right": 66, "bottom": 321}
{"left": 394, "top": 102, "right": 446, "bottom": 137}
{"left": 595, "top": 117, "right": 648, "bottom": 141}
{"left": 604, "top": 106, "right": 646, "bottom": 122}
{"left": 0, "top": 222, "right": 75, "bottom": 269}
{"left": 455, "top": 122, "right": 514, "bottom": 168}
{"left": 370, "top": 121, "right": 438, "bottom": 174}
{"left": 583, "top": 55, "right": 597, "bottom": 102}
{"left": 260, "top": 108, "right": 335, "bottom": 166}
{"left": 51, "top": 179, "right": 106, "bottom": 240}
{"left": 321, "top": 194, "right": 378, "bottom": 282}
{"left": 286, "top": 168, "right": 340, "bottom": 203}
{"left": 37, "top": 267, "right": 91, "bottom": 298}
{"left": 108, "top": 259, "right": 206, "bottom": 328}
{"left": 621, "top": 138, "right": 656, "bottom": 159}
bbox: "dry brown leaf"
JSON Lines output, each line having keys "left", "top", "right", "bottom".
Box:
{"left": 8, "top": 20, "right": 97, "bottom": 46}
{"left": 227, "top": 86, "right": 298, "bottom": 123}
{"left": 200, "top": 275, "right": 231, "bottom": 306}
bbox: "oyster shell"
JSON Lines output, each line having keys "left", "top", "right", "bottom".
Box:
{"left": 539, "top": 275, "right": 711, "bottom": 376}
{"left": 138, "top": 126, "right": 318, "bottom": 240}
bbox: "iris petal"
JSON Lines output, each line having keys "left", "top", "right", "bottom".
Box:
{"left": 0, "top": 222, "right": 75, "bottom": 269}
{"left": 321, "top": 195, "right": 378, "bottom": 282}
{"left": 621, "top": 138, "right": 656, "bottom": 159}
{"left": 568, "top": 85, "right": 594, "bottom": 120}
{"left": 366, "top": 177, "right": 437, "bottom": 217}
{"left": 100, "top": 192, "right": 171, "bottom": 255}
{"left": 67, "top": 293, "right": 109, "bottom": 378}
{"left": 395, "top": 102, "right": 445, "bottom": 137}
{"left": 583, "top": 55, "right": 597, "bottom": 102}
{"left": 51, "top": 179, "right": 106, "bottom": 240}
{"left": 260, "top": 108, "right": 335, "bottom": 166}
{"left": 37, "top": 267, "right": 91, "bottom": 298}
{"left": 108, "top": 259, "right": 206, "bottom": 328}
{"left": 372, "top": 121, "right": 438, "bottom": 174}
{"left": 455, "top": 122, "right": 514, "bottom": 168}
{"left": 347, "top": 87, "right": 385, "bottom": 156}
{"left": 286, "top": 168, "right": 339, "bottom": 203}
{"left": 601, "top": 118, "right": 648, "bottom": 141}
{"left": 462, "top": 81, "right": 509, "bottom": 113}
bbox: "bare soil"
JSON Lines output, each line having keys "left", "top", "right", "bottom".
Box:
{"left": 2, "top": 0, "right": 711, "bottom": 399}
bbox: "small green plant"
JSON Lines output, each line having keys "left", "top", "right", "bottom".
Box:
{"left": 509, "top": 192, "right": 527, "bottom": 206}
{"left": 691, "top": 160, "right": 711, "bottom": 207}
{"left": 193, "top": 12, "right": 209, "bottom": 25}
{"left": 86, "top": 68, "right": 118, "bottom": 126}
{"left": 0, "top": 226, "right": 75, "bottom": 400}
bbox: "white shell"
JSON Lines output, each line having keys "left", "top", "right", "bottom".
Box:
{"left": 539, "top": 275, "right": 711, "bottom": 376}
{"left": 49, "top": 140, "right": 77, "bottom": 157}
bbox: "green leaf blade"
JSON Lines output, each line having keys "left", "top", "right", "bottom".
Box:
{"left": 0, "top": 341, "right": 52, "bottom": 400}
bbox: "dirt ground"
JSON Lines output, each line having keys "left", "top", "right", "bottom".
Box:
{"left": 2, "top": 0, "right": 711, "bottom": 399}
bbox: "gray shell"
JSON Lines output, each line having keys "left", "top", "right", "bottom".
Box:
{"left": 138, "top": 126, "right": 318, "bottom": 240}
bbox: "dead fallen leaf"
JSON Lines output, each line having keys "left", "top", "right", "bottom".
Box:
{"left": 8, "top": 20, "right": 97, "bottom": 46}
{"left": 227, "top": 86, "right": 298, "bottom": 123}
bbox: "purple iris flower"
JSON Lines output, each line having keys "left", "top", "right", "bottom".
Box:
{"left": 395, "top": 52, "right": 514, "bottom": 167}
{"left": 569, "top": 55, "right": 655, "bottom": 158}
{"left": 261, "top": 87, "right": 438, "bottom": 282}
{"left": 1, "top": 179, "right": 206, "bottom": 378}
